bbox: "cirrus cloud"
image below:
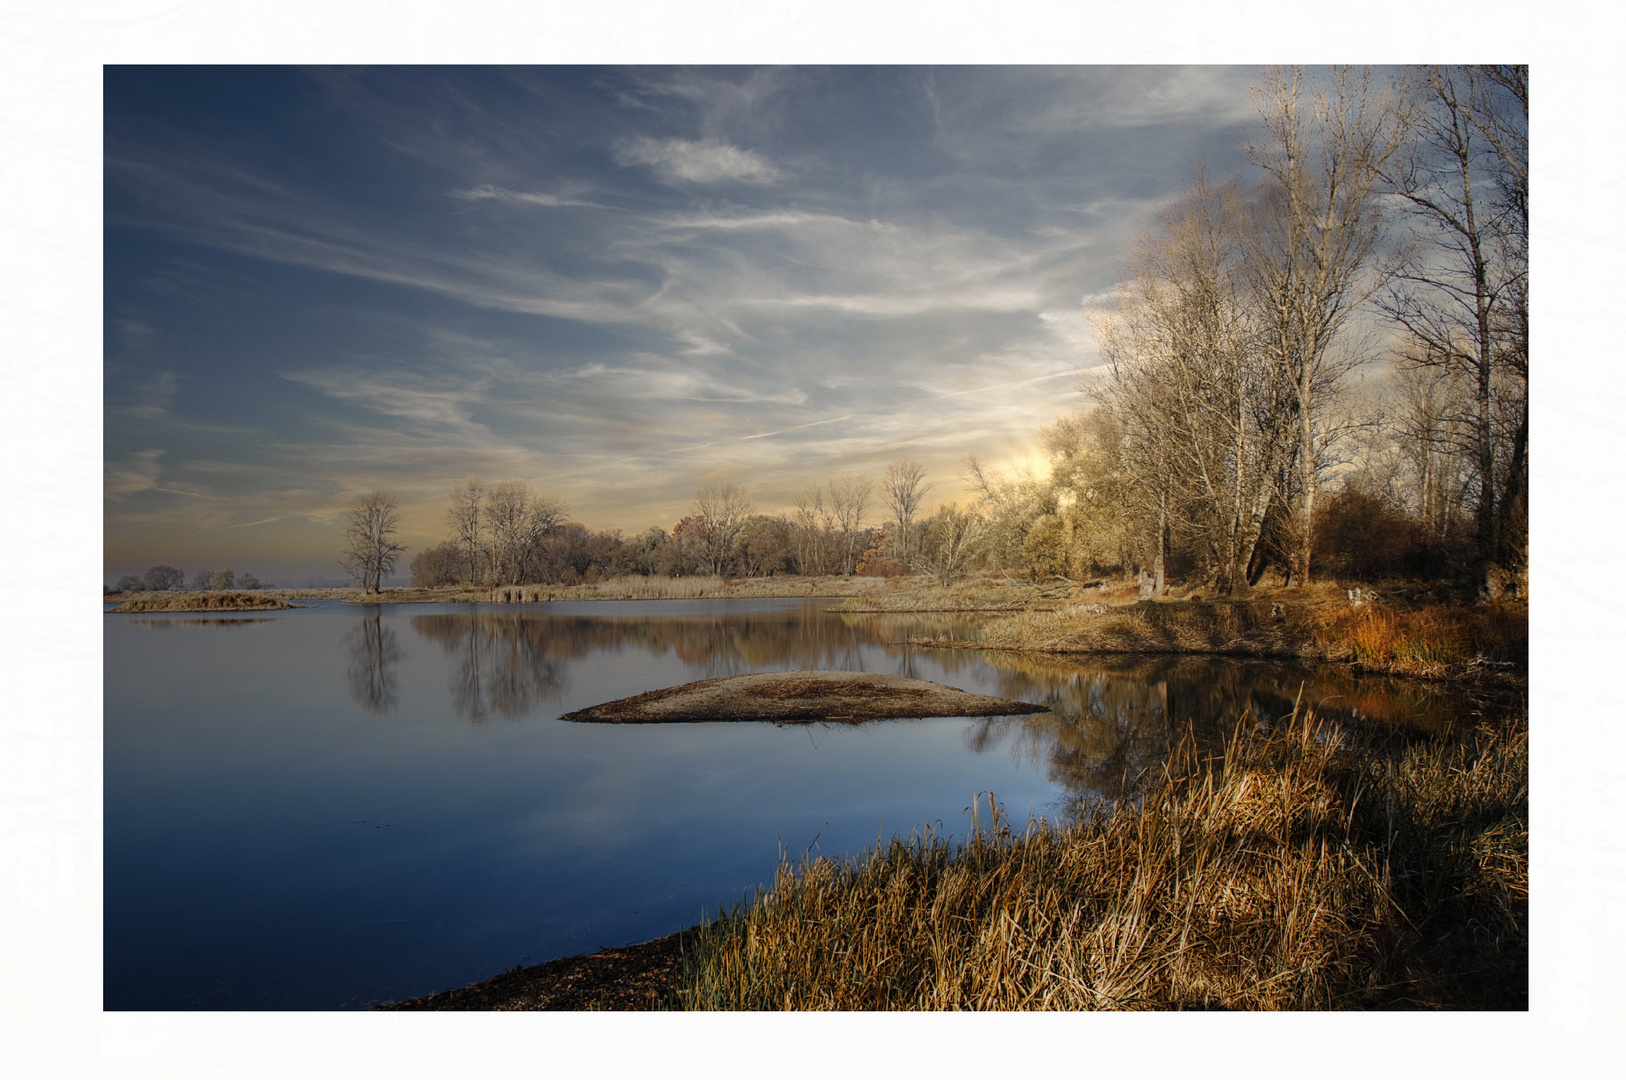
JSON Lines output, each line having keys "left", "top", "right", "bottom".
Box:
{"left": 613, "top": 136, "right": 781, "bottom": 184}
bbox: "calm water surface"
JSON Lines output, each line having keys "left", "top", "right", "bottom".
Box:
{"left": 104, "top": 597, "right": 1501, "bottom": 1009}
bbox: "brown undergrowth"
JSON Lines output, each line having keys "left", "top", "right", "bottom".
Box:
{"left": 939, "top": 585, "right": 1525, "bottom": 683}
{"left": 673, "top": 708, "right": 1526, "bottom": 1010}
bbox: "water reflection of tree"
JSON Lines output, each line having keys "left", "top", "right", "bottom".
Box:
{"left": 405, "top": 610, "right": 988, "bottom": 720}
{"left": 343, "top": 611, "right": 403, "bottom": 715}
{"left": 411, "top": 614, "right": 569, "bottom": 723}
{"left": 958, "top": 650, "right": 1485, "bottom": 821}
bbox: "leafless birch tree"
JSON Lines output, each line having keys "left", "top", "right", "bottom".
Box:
{"left": 881, "top": 460, "right": 932, "bottom": 567}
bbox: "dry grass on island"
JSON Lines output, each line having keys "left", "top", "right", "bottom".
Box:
{"left": 107, "top": 590, "right": 300, "bottom": 612}
{"left": 559, "top": 671, "right": 1048, "bottom": 725}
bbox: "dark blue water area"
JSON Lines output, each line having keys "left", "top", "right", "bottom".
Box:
{"left": 104, "top": 600, "right": 1046, "bottom": 1008}
{"left": 104, "top": 597, "right": 1492, "bottom": 1009}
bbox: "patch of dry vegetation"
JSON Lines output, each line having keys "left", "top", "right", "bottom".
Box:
{"left": 108, "top": 591, "right": 298, "bottom": 612}
{"left": 929, "top": 583, "right": 1525, "bottom": 683}
{"left": 836, "top": 573, "right": 1075, "bottom": 612}
{"left": 675, "top": 709, "right": 1527, "bottom": 1010}
{"left": 1316, "top": 602, "right": 1527, "bottom": 676}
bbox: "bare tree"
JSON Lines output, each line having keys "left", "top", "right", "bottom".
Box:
{"left": 915, "top": 503, "right": 985, "bottom": 586}
{"left": 692, "top": 481, "right": 753, "bottom": 576}
{"left": 1095, "top": 167, "right": 1282, "bottom": 594}
{"left": 142, "top": 565, "right": 185, "bottom": 592}
{"left": 447, "top": 477, "right": 486, "bottom": 586}
{"left": 340, "top": 491, "right": 406, "bottom": 594}
{"left": 881, "top": 460, "right": 933, "bottom": 567}
{"left": 485, "top": 480, "right": 568, "bottom": 585}
{"left": 1246, "top": 65, "right": 1407, "bottom": 586}
{"left": 1379, "top": 64, "right": 1527, "bottom": 595}
{"left": 791, "top": 484, "right": 837, "bottom": 575}
{"left": 827, "top": 473, "right": 874, "bottom": 576}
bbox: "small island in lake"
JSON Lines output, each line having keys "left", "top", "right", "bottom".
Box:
{"left": 560, "top": 670, "right": 1049, "bottom": 724}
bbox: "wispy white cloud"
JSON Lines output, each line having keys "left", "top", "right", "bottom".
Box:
{"left": 613, "top": 137, "right": 780, "bottom": 184}
{"left": 452, "top": 184, "right": 614, "bottom": 210}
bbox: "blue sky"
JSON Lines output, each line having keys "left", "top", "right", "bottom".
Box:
{"left": 104, "top": 65, "right": 1264, "bottom": 581}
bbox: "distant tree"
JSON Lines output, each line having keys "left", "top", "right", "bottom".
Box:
{"left": 916, "top": 504, "right": 985, "bottom": 586}
{"left": 142, "top": 565, "right": 185, "bottom": 591}
{"left": 237, "top": 572, "right": 263, "bottom": 590}
{"left": 410, "top": 542, "right": 465, "bottom": 588}
{"left": 533, "top": 522, "right": 593, "bottom": 584}
{"left": 114, "top": 574, "right": 143, "bottom": 593}
{"left": 658, "top": 516, "right": 708, "bottom": 577}
{"left": 737, "top": 514, "right": 792, "bottom": 577}
{"left": 692, "top": 481, "right": 753, "bottom": 576}
{"left": 340, "top": 492, "right": 406, "bottom": 594}
{"left": 791, "top": 485, "right": 838, "bottom": 575}
{"left": 828, "top": 474, "right": 874, "bottom": 576}
{"left": 485, "top": 480, "right": 569, "bottom": 585}
{"left": 189, "top": 569, "right": 212, "bottom": 590}
{"left": 447, "top": 477, "right": 487, "bottom": 585}
{"left": 208, "top": 568, "right": 236, "bottom": 591}
{"left": 581, "top": 528, "right": 625, "bottom": 583}
{"left": 881, "top": 460, "right": 932, "bottom": 567}
{"left": 613, "top": 527, "right": 669, "bottom": 576}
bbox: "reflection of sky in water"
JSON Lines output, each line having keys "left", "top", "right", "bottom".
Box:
{"left": 104, "top": 599, "right": 1504, "bottom": 1009}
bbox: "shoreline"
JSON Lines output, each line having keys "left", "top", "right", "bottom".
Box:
{"left": 387, "top": 703, "right": 1528, "bottom": 1011}
{"left": 380, "top": 931, "right": 691, "bottom": 1011}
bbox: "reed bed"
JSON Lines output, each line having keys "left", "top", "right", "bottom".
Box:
{"left": 674, "top": 708, "right": 1526, "bottom": 1010}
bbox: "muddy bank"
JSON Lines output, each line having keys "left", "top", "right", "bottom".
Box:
{"left": 381, "top": 931, "right": 688, "bottom": 1011}
{"left": 560, "top": 670, "right": 1049, "bottom": 724}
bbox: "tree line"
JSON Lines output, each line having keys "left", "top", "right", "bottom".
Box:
{"left": 108, "top": 565, "right": 274, "bottom": 593}
{"left": 964, "top": 65, "right": 1526, "bottom": 598}
{"left": 398, "top": 463, "right": 965, "bottom": 588}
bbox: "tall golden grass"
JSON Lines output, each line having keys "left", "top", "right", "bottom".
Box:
{"left": 674, "top": 708, "right": 1526, "bottom": 1010}
{"left": 1318, "top": 602, "right": 1527, "bottom": 670}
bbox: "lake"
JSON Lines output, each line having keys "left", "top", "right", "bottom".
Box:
{"left": 103, "top": 596, "right": 1501, "bottom": 1009}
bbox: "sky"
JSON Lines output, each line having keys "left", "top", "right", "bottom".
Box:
{"left": 104, "top": 65, "right": 1268, "bottom": 582}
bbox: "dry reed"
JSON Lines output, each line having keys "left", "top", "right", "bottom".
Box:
{"left": 674, "top": 707, "right": 1526, "bottom": 1010}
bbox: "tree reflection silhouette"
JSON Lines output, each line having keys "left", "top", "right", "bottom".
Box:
{"left": 396, "top": 609, "right": 1501, "bottom": 822}
{"left": 959, "top": 650, "right": 1485, "bottom": 820}
{"left": 342, "top": 610, "right": 403, "bottom": 715}
{"left": 411, "top": 614, "right": 569, "bottom": 723}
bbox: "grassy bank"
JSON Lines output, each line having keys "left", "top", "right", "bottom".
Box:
{"left": 673, "top": 708, "right": 1526, "bottom": 1010}
{"left": 836, "top": 575, "right": 1075, "bottom": 612}
{"left": 936, "top": 582, "right": 1525, "bottom": 683}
